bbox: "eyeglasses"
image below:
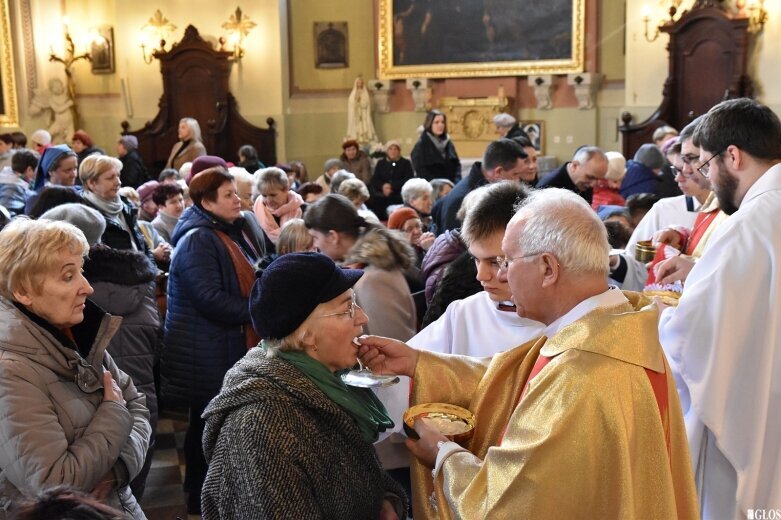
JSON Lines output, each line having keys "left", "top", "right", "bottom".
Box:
{"left": 697, "top": 150, "right": 723, "bottom": 178}
{"left": 317, "top": 293, "right": 359, "bottom": 320}
{"left": 496, "top": 253, "right": 542, "bottom": 272}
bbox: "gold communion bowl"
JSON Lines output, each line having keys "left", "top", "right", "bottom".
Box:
{"left": 404, "top": 403, "right": 476, "bottom": 444}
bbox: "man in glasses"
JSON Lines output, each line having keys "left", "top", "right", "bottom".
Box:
{"left": 361, "top": 188, "right": 698, "bottom": 519}
{"left": 536, "top": 145, "right": 608, "bottom": 204}
{"left": 374, "top": 181, "right": 546, "bottom": 516}
{"left": 658, "top": 98, "right": 781, "bottom": 519}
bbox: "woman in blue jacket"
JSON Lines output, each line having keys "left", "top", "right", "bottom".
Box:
{"left": 162, "top": 166, "right": 261, "bottom": 514}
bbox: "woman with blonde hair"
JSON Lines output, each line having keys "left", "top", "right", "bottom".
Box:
{"left": 253, "top": 167, "right": 303, "bottom": 245}
{"left": 165, "top": 117, "right": 207, "bottom": 170}
{"left": 276, "top": 219, "right": 315, "bottom": 255}
{"left": 0, "top": 219, "right": 151, "bottom": 518}
{"left": 80, "top": 155, "right": 171, "bottom": 266}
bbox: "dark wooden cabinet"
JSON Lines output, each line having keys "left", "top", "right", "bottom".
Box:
{"left": 122, "top": 25, "right": 276, "bottom": 176}
{"left": 620, "top": 1, "right": 753, "bottom": 158}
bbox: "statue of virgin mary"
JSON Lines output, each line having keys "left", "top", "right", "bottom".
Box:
{"left": 346, "top": 76, "right": 378, "bottom": 144}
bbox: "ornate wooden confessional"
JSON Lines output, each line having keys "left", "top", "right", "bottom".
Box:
{"left": 620, "top": 0, "right": 754, "bottom": 158}
{"left": 121, "top": 25, "right": 276, "bottom": 175}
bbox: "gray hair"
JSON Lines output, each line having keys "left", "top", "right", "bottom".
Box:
{"left": 330, "top": 170, "right": 356, "bottom": 194}
{"left": 323, "top": 158, "right": 343, "bottom": 173}
{"left": 572, "top": 146, "right": 606, "bottom": 165}
{"left": 509, "top": 188, "right": 609, "bottom": 276}
{"left": 493, "top": 113, "right": 516, "bottom": 128}
{"left": 338, "top": 178, "right": 370, "bottom": 203}
{"left": 401, "top": 178, "right": 432, "bottom": 205}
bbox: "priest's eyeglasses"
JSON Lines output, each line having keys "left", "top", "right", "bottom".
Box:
{"left": 317, "top": 293, "right": 358, "bottom": 319}
{"left": 697, "top": 150, "right": 724, "bottom": 178}
{"left": 496, "top": 253, "right": 542, "bottom": 272}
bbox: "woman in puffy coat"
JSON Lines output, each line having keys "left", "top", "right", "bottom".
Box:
{"left": 162, "top": 166, "right": 260, "bottom": 514}
{"left": 0, "top": 219, "right": 150, "bottom": 518}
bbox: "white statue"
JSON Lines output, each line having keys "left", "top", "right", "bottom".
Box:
{"left": 29, "top": 78, "right": 76, "bottom": 144}
{"left": 346, "top": 77, "right": 378, "bottom": 144}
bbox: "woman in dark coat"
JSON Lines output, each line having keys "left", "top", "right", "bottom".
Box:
{"left": 410, "top": 109, "right": 461, "bottom": 182}
{"left": 369, "top": 140, "right": 414, "bottom": 221}
{"left": 162, "top": 166, "right": 260, "bottom": 514}
{"left": 201, "top": 253, "right": 406, "bottom": 519}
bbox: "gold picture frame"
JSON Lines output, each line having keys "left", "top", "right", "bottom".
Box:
{"left": 378, "top": 0, "right": 585, "bottom": 79}
{"left": 0, "top": 0, "right": 18, "bottom": 126}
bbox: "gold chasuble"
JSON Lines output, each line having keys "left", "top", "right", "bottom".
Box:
{"left": 409, "top": 293, "right": 698, "bottom": 520}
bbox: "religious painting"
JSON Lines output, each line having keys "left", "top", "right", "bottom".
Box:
{"left": 90, "top": 25, "right": 115, "bottom": 74}
{"left": 378, "top": 0, "right": 584, "bottom": 79}
{"left": 522, "top": 121, "right": 544, "bottom": 155}
{"left": 314, "top": 21, "right": 348, "bottom": 68}
{"left": 0, "top": 0, "right": 17, "bottom": 126}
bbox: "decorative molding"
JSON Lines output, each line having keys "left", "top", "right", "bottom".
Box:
{"left": 19, "top": 0, "right": 36, "bottom": 101}
{"left": 528, "top": 74, "right": 554, "bottom": 110}
{"left": 369, "top": 79, "right": 391, "bottom": 113}
{"left": 567, "top": 72, "right": 601, "bottom": 110}
{"left": 405, "top": 78, "right": 430, "bottom": 112}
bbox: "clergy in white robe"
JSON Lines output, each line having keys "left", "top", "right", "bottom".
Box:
{"left": 659, "top": 98, "right": 781, "bottom": 519}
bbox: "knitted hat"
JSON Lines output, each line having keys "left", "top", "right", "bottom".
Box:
{"left": 387, "top": 207, "right": 419, "bottom": 230}
{"left": 137, "top": 180, "right": 160, "bottom": 203}
{"left": 604, "top": 152, "right": 627, "bottom": 181}
{"left": 250, "top": 252, "right": 364, "bottom": 340}
{"left": 30, "top": 129, "right": 52, "bottom": 147}
{"left": 660, "top": 136, "right": 679, "bottom": 155}
{"left": 72, "top": 130, "right": 93, "bottom": 148}
{"left": 118, "top": 135, "right": 138, "bottom": 151}
{"left": 342, "top": 139, "right": 359, "bottom": 150}
{"left": 33, "top": 144, "right": 73, "bottom": 191}
{"left": 40, "top": 203, "right": 106, "bottom": 246}
{"left": 189, "top": 155, "right": 227, "bottom": 183}
{"left": 385, "top": 140, "right": 401, "bottom": 151}
{"left": 633, "top": 144, "right": 665, "bottom": 170}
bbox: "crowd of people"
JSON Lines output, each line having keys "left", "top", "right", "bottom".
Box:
{"left": 0, "top": 99, "right": 778, "bottom": 519}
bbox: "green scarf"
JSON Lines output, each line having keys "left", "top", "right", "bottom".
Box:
{"left": 268, "top": 343, "right": 394, "bottom": 443}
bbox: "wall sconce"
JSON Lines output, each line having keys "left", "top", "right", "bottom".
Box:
{"left": 642, "top": 1, "right": 682, "bottom": 43}
{"left": 140, "top": 10, "right": 177, "bottom": 64}
{"left": 737, "top": 0, "right": 768, "bottom": 33}
{"left": 221, "top": 7, "right": 256, "bottom": 60}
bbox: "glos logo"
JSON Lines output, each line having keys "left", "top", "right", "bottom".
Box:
{"left": 749, "top": 510, "right": 781, "bottom": 520}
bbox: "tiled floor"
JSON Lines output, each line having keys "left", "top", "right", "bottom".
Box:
{"left": 139, "top": 409, "right": 200, "bottom": 520}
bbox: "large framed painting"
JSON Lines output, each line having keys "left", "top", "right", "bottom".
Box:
{"left": 0, "top": 0, "right": 18, "bottom": 126}
{"left": 378, "top": 0, "right": 585, "bottom": 79}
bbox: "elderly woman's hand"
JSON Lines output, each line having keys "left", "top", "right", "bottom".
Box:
{"left": 102, "top": 372, "right": 125, "bottom": 406}
{"left": 357, "top": 336, "right": 418, "bottom": 378}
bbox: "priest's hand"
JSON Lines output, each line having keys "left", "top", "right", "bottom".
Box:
{"left": 654, "top": 255, "right": 695, "bottom": 285}
{"left": 405, "top": 418, "right": 448, "bottom": 468}
{"left": 357, "top": 335, "right": 419, "bottom": 378}
{"left": 652, "top": 228, "right": 684, "bottom": 250}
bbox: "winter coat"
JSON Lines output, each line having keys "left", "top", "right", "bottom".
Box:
{"left": 410, "top": 133, "right": 461, "bottom": 183}
{"left": 422, "top": 249, "right": 482, "bottom": 327}
{"left": 119, "top": 149, "right": 150, "bottom": 189}
{"left": 421, "top": 228, "right": 468, "bottom": 304}
{"left": 537, "top": 162, "right": 594, "bottom": 204}
{"left": 83, "top": 196, "right": 150, "bottom": 254}
{"left": 368, "top": 157, "right": 415, "bottom": 220}
{"left": 162, "top": 205, "right": 258, "bottom": 407}
{"left": 0, "top": 297, "right": 151, "bottom": 519}
{"left": 345, "top": 227, "right": 417, "bottom": 341}
{"left": 165, "top": 140, "right": 207, "bottom": 171}
{"left": 430, "top": 161, "right": 487, "bottom": 235}
{"left": 0, "top": 170, "right": 32, "bottom": 216}
{"left": 202, "top": 348, "right": 406, "bottom": 520}
{"left": 340, "top": 151, "right": 373, "bottom": 184}
{"left": 620, "top": 159, "right": 662, "bottom": 199}
{"left": 84, "top": 245, "right": 161, "bottom": 430}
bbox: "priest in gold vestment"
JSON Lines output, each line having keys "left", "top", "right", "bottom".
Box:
{"left": 360, "top": 189, "right": 699, "bottom": 519}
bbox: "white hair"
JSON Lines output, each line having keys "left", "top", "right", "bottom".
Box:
{"left": 509, "top": 188, "right": 609, "bottom": 276}
{"left": 493, "top": 113, "right": 516, "bottom": 128}
{"left": 229, "top": 166, "right": 254, "bottom": 185}
{"left": 401, "top": 178, "right": 432, "bottom": 205}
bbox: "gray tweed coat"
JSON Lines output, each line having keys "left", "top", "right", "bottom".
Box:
{"left": 201, "top": 348, "right": 406, "bottom": 519}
